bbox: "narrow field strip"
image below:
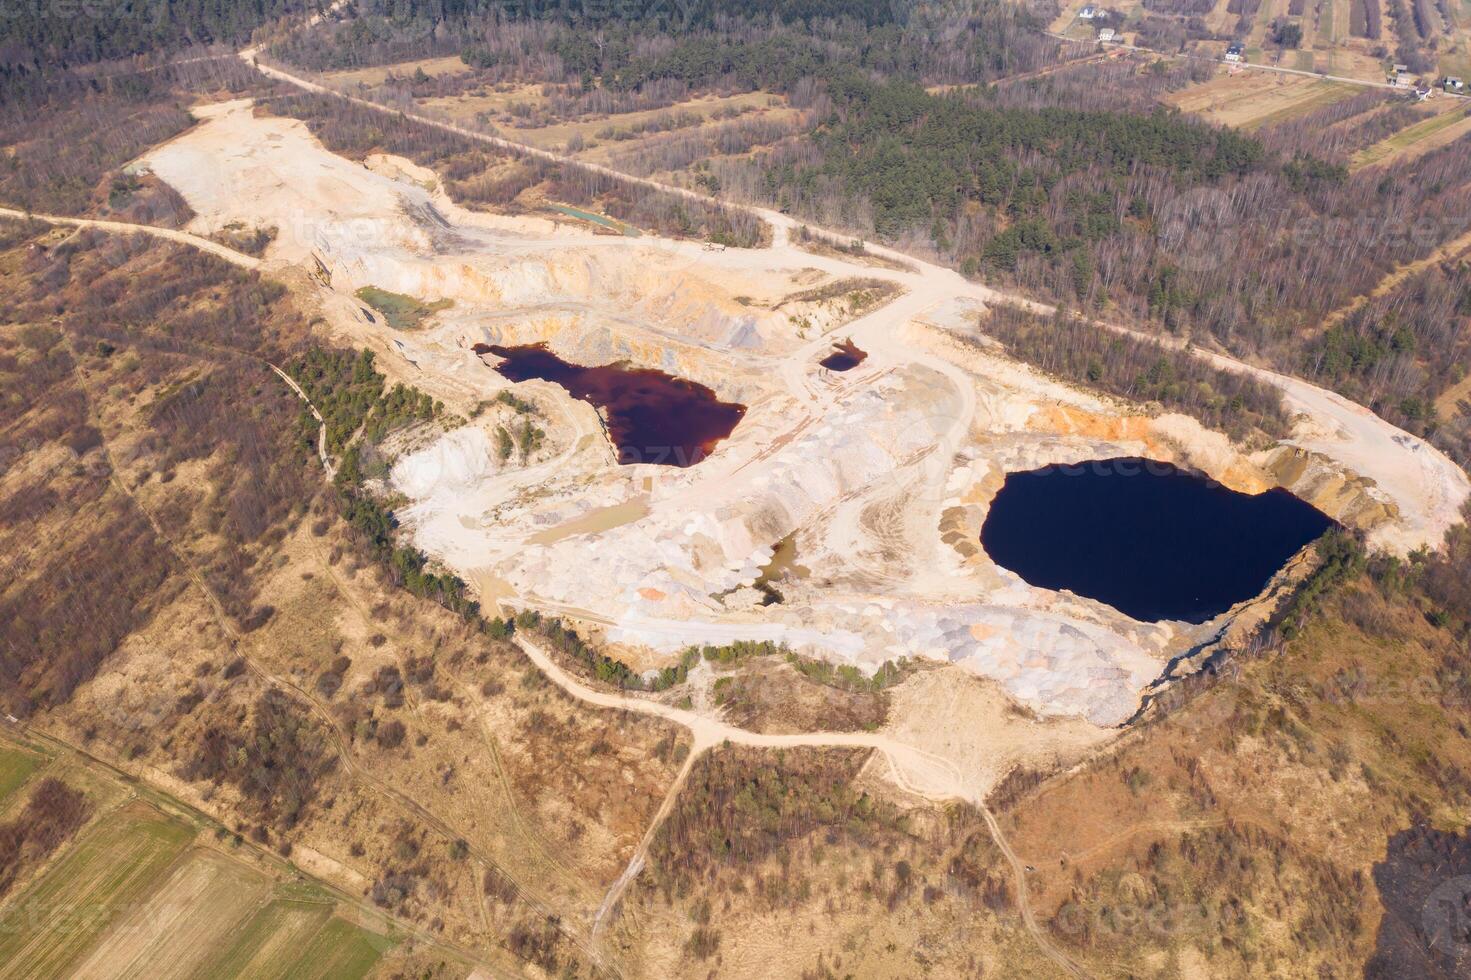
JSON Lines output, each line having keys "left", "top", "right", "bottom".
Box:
{"left": 0, "top": 745, "right": 44, "bottom": 805}
{"left": 67, "top": 849, "right": 270, "bottom": 980}
{"left": 196, "top": 897, "right": 336, "bottom": 980}
{"left": 281, "top": 915, "right": 393, "bottom": 980}
{"left": 0, "top": 801, "right": 192, "bottom": 979}
{"left": 1242, "top": 81, "right": 1355, "bottom": 130}
{"left": 1353, "top": 107, "right": 1471, "bottom": 169}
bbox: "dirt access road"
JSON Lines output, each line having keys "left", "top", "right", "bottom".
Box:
{"left": 1, "top": 29, "right": 1454, "bottom": 974}
{"left": 1, "top": 147, "right": 1088, "bottom": 980}
{"left": 0, "top": 206, "right": 261, "bottom": 269}
{"left": 224, "top": 40, "right": 1468, "bottom": 973}
{"left": 239, "top": 46, "right": 1469, "bottom": 558}
{"left": 515, "top": 633, "right": 1092, "bottom": 979}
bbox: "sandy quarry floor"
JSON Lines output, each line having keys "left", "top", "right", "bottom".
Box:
{"left": 141, "top": 99, "right": 1469, "bottom": 742}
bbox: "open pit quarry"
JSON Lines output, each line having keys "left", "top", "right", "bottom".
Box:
{"left": 139, "top": 98, "right": 1470, "bottom": 761}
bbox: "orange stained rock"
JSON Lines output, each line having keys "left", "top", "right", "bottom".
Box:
{"left": 1030, "top": 404, "right": 1155, "bottom": 442}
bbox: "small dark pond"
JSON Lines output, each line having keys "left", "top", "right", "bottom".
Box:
{"left": 484, "top": 343, "right": 745, "bottom": 467}
{"left": 752, "top": 531, "right": 810, "bottom": 605}
{"left": 819, "top": 339, "right": 867, "bottom": 371}
{"left": 979, "top": 457, "right": 1334, "bottom": 623}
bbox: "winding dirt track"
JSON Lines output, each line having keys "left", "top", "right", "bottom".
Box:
{"left": 223, "top": 46, "right": 1463, "bottom": 970}
{"left": 0, "top": 206, "right": 260, "bottom": 269}
{"left": 514, "top": 633, "right": 1092, "bottom": 978}
{"left": 5, "top": 31, "right": 1463, "bottom": 974}
{"left": 268, "top": 364, "right": 335, "bottom": 475}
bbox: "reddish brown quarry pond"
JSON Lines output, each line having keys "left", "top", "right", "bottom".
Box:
{"left": 483, "top": 343, "right": 746, "bottom": 467}
{"left": 819, "top": 339, "right": 867, "bottom": 371}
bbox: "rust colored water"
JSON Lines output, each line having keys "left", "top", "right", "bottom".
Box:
{"left": 486, "top": 343, "right": 745, "bottom": 467}
{"left": 819, "top": 339, "right": 867, "bottom": 371}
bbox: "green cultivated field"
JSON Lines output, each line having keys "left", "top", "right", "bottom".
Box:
{"left": 1353, "top": 108, "right": 1471, "bottom": 168}
{"left": 202, "top": 898, "right": 336, "bottom": 979}
{"left": 287, "top": 915, "right": 393, "bottom": 980}
{"left": 0, "top": 729, "right": 434, "bottom": 979}
{"left": 67, "top": 849, "right": 273, "bottom": 980}
{"left": 0, "top": 795, "right": 397, "bottom": 980}
{"left": 1242, "top": 81, "right": 1354, "bottom": 131}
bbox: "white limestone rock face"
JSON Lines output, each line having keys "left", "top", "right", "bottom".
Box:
{"left": 391, "top": 427, "right": 498, "bottom": 499}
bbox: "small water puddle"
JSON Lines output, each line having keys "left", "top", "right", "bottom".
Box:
{"left": 980, "top": 457, "right": 1333, "bottom": 623}
{"left": 752, "top": 531, "right": 810, "bottom": 605}
{"left": 483, "top": 343, "right": 745, "bottom": 467}
{"left": 819, "top": 339, "right": 867, "bottom": 371}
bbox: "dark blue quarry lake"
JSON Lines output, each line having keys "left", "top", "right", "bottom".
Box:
{"left": 979, "top": 457, "right": 1334, "bottom": 624}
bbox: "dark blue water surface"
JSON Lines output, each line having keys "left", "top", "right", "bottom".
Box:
{"left": 980, "top": 457, "right": 1333, "bottom": 623}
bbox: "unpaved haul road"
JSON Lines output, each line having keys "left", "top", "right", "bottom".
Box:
{"left": 517, "top": 634, "right": 963, "bottom": 768}
{"left": 517, "top": 634, "right": 1092, "bottom": 978}
{"left": 4, "top": 33, "right": 1451, "bottom": 976}
{"left": 0, "top": 207, "right": 260, "bottom": 269}
{"left": 1, "top": 141, "right": 1085, "bottom": 977}
{"left": 237, "top": 47, "right": 1468, "bottom": 557}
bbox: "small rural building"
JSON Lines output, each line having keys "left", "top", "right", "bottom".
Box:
{"left": 1098, "top": 27, "right": 1116, "bottom": 41}
{"left": 1224, "top": 43, "right": 1245, "bottom": 63}
{"left": 1445, "top": 76, "right": 1466, "bottom": 93}
{"left": 1079, "top": 5, "right": 1099, "bottom": 18}
{"left": 1414, "top": 86, "right": 1433, "bottom": 101}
